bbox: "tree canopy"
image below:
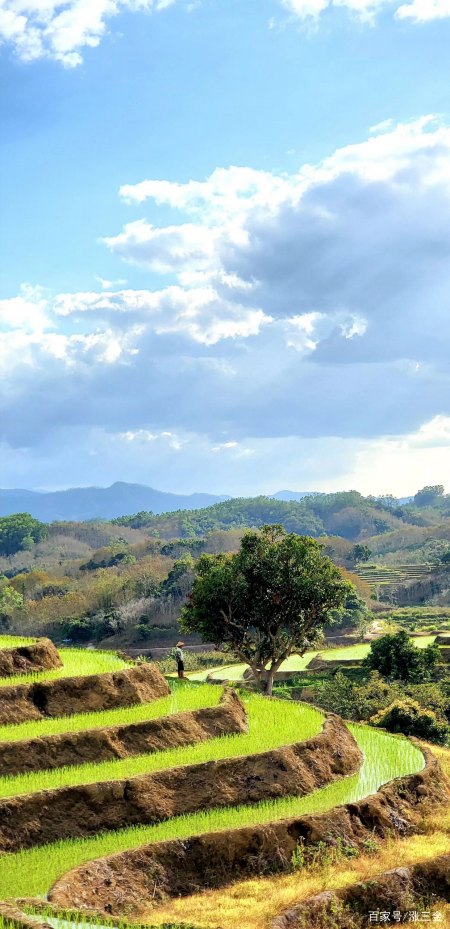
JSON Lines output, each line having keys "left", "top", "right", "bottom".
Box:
{"left": 181, "top": 524, "right": 351, "bottom": 694}
{"left": 0, "top": 513, "right": 47, "bottom": 557}
{"left": 413, "top": 485, "right": 445, "bottom": 507}
{"left": 364, "top": 630, "right": 440, "bottom": 682}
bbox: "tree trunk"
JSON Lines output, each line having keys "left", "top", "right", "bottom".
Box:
{"left": 265, "top": 670, "right": 275, "bottom": 696}
{"left": 246, "top": 661, "right": 267, "bottom": 694}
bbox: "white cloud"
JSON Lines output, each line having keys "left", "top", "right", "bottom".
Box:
{"left": 408, "top": 415, "right": 450, "bottom": 448}
{"left": 344, "top": 418, "right": 450, "bottom": 496}
{"left": 103, "top": 219, "right": 221, "bottom": 278}
{"left": 0, "top": 284, "right": 51, "bottom": 334}
{"left": 0, "top": 0, "right": 446, "bottom": 66}
{"left": 95, "top": 276, "right": 127, "bottom": 290}
{"left": 0, "top": 0, "right": 178, "bottom": 67}
{"left": 2, "top": 117, "right": 450, "bottom": 496}
{"left": 279, "top": 0, "right": 450, "bottom": 23}
{"left": 111, "top": 117, "right": 450, "bottom": 293}
{"left": 51, "top": 283, "right": 272, "bottom": 345}
{"left": 396, "top": 0, "right": 450, "bottom": 19}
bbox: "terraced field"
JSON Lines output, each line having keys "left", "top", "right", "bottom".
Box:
{"left": 0, "top": 646, "right": 131, "bottom": 688}
{"left": 189, "top": 635, "right": 438, "bottom": 682}
{"left": 354, "top": 562, "right": 434, "bottom": 588}
{"left": 0, "top": 635, "right": 446, "bottom": 929}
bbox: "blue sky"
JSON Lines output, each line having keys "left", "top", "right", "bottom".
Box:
{"left": 1, "top": 0, "right": 450, "bottom": 495}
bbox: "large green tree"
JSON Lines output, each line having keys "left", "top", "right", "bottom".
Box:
{"left": 0, "top": 583, "right": 24, "bottom": 628}
{"left": 0, "top": 513, "right": 47, "bottom": 557}
{"left": 413, "top": 485, "right": 445, "bottom": 507}
{"left": 181, "top": 525, "right": 351, "bottom": 694}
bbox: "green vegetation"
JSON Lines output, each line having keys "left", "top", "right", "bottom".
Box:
{"left": 371, "top": 699, "right": 449, "bottom": 744}
{"left": 200, "top": 635, "right": 438, "bottom": 683}
{"left": 379, "top": 606, "right": 450, "bottom": 630}
{"left": 0, "top": 681, "right": 222, "bottom": 743}
{"left": 329, "top": 588, "right": 371, "bottom": 632}
{"left": 364, "top": 630, "right": 440, "bottom": 681}
{"left": 108, "top": 490, "right": 414, "bottom": 541}
{"left": 0, "top": 694, "right": 323, "bottom": 798}
{"left": 1, "top": 487, "right": 450, "bottom": 648}
{"left": 0, "top": 583, "right": 24, "bottom": 628}
{"left": 313, "top": 671, "right": 449, "bottom": 742}
{"left": 414, "top": 485, "right": 445, "bottom": 507}
{"left": 0, "top": 723, "right": 423, "bottom": 900}
{"left": 0, "top": 646, "right": 130, "bottom": 688}
{"left": 155, "top": 649, "right": 232, "bottom": 675}
{"left": 0, "top": 513, "right": 47, "bottom": 556}
{"left": 0, "top": 634, "right": 36, "bottom": 648}
{"left": 181, "top": 525, "right": 350, "bottom": 694}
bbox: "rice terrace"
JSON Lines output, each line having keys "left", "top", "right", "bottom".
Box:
{"left": 0, "top": 498, "right": 449, "bottom": 929}
{"left": 0, "top": 632, "right": 448, "bottom": 929}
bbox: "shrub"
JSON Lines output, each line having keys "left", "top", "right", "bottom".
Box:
{"left": 370, "top": 699, "right": 449, "bottom": 744}
{"left": 364, "top": 630, "right": 440, "bottom": 682}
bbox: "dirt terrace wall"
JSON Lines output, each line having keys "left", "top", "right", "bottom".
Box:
{"left": 271, "top": 853, "right": 450, "bottom": 928}
{"left": 0, "top": 663, "right": 169, "bottom": 726}
{"left": 0, "top": 714, "right": 360, "bottom": 852}
{"left": 0, "top": 640, "right": 62, "bottom": 679}
{"left": 0, "top": 688, "right": 247, "bottom": 776}
{"left": 49, "top": 746, "right": 449, "bottom": 918}
{"left": 306, "top": 656, "right": 362, "bottom": 671}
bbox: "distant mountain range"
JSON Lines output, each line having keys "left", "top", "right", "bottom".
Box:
{"left": 0, "top": 482, "right": 317, "bottom": 522}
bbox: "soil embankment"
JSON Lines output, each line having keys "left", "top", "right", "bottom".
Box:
{"left": 49, "top": 746, "right": 449, "bottom": 917}
{"left": 0, "top": 688, "right": 247, "bottom": 776}
{"left": 0, "top": 640, "right": 61, "bottom": 679}
{"left": 0, "top": 663, "right": 169, "bottom": 726}
{"left": 0, "top": 714, "right": 360, "bottom": 852}
{"left": 271, "top": 853, "right": 450, "bottom": 928}
{"left": 306, "top": 656, "right": 362, "bottom": 671}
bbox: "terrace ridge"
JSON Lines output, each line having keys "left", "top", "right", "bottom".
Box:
{"left": 48, "top": 745, "right": 449, "bottom": 918}
{"left": 0, "top": 663, "right": 169, "bottom": 726}
{"left": 0, "top": 640, "right": 62, "bottom": 680}
{"left": 0, "top": 687, "right": 247, "bottom": 777}
{"left": 0, "top": 713, "right": 361, "bottom": 852}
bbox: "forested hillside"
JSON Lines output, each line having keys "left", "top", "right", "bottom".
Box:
{"left": 0, "top": 486, "right": 449, "bottom": 647}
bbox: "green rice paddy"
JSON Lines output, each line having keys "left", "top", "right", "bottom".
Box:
{"left": 0, "top": 694, "right": 323, "bottom": 798}
{"left": 0, "top": 639, "right": 428, "bottom": 909}
{"left": 0, "top": 682, "right": 222, "bottom": 744}
{"left": 0, "top": 647, "right": 130, "bottom": 688}
{"left": 0, "top": 635, "right": 37, "bottom": 649}
{"left": 0, "top": 722, "right": 424, "bottom": 900}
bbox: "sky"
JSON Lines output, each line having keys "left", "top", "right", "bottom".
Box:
{"left": 0, "top": 0, "right": 450, "bottom": 497}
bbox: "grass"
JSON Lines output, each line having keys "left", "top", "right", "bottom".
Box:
{"left": 149, "top": 741, "right": 450, "bottom": 929}
{"left": 0, "top": 695, "right": 323, "bottom": 798}
{"left": 0, "top": 635, "right": 36, "bottom": 649}
{"left": 0, "top": 647, "right": 131, "bottom": 689}
{"left": 0, "top": 682, "right": 222, "bottom": 744}
{"left": 0, "top": 723, "right": 424, "bottom": 901}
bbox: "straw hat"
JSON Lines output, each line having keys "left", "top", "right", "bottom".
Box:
{"left": 176, "top": 641, "right": 185, "bottom": 647}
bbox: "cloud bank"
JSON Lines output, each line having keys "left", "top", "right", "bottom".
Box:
{"left": 2, "top": 116, "right": 450, "bottom": 492}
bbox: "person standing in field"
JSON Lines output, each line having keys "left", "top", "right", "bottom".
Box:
{"left": 175, "top": 641, "right": 185, "bottom": 679}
